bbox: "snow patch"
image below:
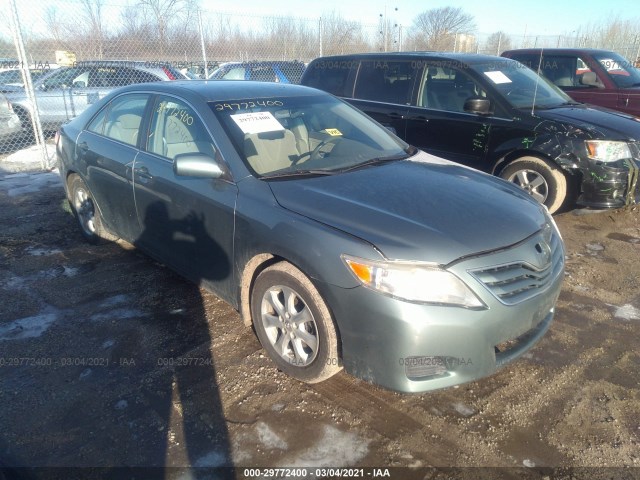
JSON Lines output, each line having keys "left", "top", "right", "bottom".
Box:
{"left": 0, "top": 312, "right": 57, "bottom": 341}
{"left": 1, "top": 170, "right": 61, "bottom": 196}
{"left": 91, "top": 308, "right": 147, "bottom": 321}
{"left": 0, "top": 144, "right": 56, "bottom": 173}
{"left": 25, "top": 246, "right": 62, "bottom": 256}
{"left": 523, "top": 459, "right": 536, "bottom": 467}
{"left": 256, "top": 421, "right": 288, "bottom": 450}
{"left": 99, "top": 294, "right": 131, "bottom": 308}
{"left": 193, "top": 450, "right": 226, "bottom": 467}
{"left": 453, "top": 402, "right": 475, "bottom": 417}
{"left": 614, "top": 304, "right": 640, "bottom": 321}
{"left": 285, "top": 425, "right": 369, "bottom": 467}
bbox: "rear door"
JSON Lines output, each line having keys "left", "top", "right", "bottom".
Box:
{"left": 76, "top": 92, "right": 150, "bottom": 241}
{"left": 348, "top": 59, "right": 417, "bottom": 138}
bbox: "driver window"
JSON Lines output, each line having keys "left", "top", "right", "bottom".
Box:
{"left": 419, "top": 65, "right": 487, "bottom": 112}
{"left": 147, "top": 96, "right": 216, "bottom": 161}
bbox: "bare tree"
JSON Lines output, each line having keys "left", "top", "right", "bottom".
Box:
{"left": 407, "top": 7, "right": 475, "bottom": 51}
{"left": 320, "top": 11, "right": 370, "bottom": 56}
{"left": 485, "top": 31, "right": 511, "bottom": 55}
{"left": 79, "top": 0, "right": 105, "bottom": 58}
{"left": 137, "top": 0, "right": 198, "bottom": 58}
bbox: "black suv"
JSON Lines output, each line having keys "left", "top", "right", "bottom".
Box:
{"left": 301, "top": 53, "right": 640, "bottom": 212}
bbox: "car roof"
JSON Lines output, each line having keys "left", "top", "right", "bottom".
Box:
{"left": 309, "top": 51, "right": 514, "bottom": 65}
{"left": 502, "top": 48, "right": 617, "bottom": 55}
{"left": 114, "top": 80, "right": 321, "bottom": 102}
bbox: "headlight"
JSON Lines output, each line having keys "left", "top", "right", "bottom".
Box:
{"left": 585, "top": 140, "right": 631, "bottom": 162}
{"left": 342, "top": 255, "right": 484, "bottom": 308}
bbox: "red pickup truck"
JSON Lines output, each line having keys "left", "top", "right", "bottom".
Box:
{"left": 502, "top": 48, "right": 640, "bottom": 117}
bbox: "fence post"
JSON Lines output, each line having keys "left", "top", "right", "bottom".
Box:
{"left": 8, "top": 0, "right": 49, "bottom": 170}
{"left": 198, "top": 9, "right": 209, "bottom": 78}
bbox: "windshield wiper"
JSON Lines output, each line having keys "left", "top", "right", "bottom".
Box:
{"left": 338, "top": 148, "right": 417, "bottom": 174}
{"left": 262, "top": 169, "right": 338, "bottom": 179}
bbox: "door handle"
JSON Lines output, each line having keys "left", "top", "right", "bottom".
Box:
{"left": 135, "top": 166, "right": 153, "bottom": 182}
{"left": 405, "top": 115, "right": 429, "bottom": 122}
{"left": 387, "top": 113, "right": 404, "bottom": 119}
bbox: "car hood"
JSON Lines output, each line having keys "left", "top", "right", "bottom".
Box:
{"left": 268, "top": 151, "right": 547, "bottom": 265}
{"left": 534, "top": 104, "right": 640, "bottom": 140}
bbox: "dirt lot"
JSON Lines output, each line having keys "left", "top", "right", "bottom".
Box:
{"left": 0, "top": 150, "right": 639, "bottom": 480}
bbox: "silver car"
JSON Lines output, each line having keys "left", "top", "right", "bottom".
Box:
{"left": 56, "top": 81, "right": 565, "bottom": 393}
{"left": 4, "top": 60, "right": 185, "bottom": 136}
{"left": 0, "top": 93, "right": 21, "bottom": 141}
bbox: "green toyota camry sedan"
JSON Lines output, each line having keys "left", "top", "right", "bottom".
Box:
{"left": 56, "top": 80, "right": 564, "bottom": 392}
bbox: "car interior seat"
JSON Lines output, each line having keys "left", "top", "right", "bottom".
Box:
{"left": 244, "top": 129, "right": 300, "bottom": 174}
{"left": 105, "top": 113, "right": 142, "bottom": 146}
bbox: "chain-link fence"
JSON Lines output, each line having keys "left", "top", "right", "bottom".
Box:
{"left": 2, "top": 0, "right": 640, "bottom": 169}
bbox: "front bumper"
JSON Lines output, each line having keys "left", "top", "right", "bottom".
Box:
{"left": 577, "top": 157, "right": 640, "bottom": 208}
{"left": 319, "top": 230, "right": 565, "bottom": 393}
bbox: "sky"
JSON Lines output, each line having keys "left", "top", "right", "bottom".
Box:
{"left": 205, "top": 0, "right": 640, "bottom": 36}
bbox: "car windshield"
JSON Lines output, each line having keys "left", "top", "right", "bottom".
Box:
{"left": 211, "top": 94, "right": 413, "bottom": 178}
{"left": 470, "top": 60, "right": 573, "bottom": 109}
{"left": 592, "top": 52, "right": 640, "bottom": 88}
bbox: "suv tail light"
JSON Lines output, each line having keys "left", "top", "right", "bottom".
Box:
{"left": 162, "top": 67, "right": 176, "bottom": 80}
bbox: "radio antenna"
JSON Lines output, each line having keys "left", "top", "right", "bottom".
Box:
{"left": 531, "top": 47, "right": 544, "bottom": 116}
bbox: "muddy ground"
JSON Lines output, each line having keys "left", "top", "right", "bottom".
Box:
{"left": 0, "top": 150, "right": 639, "bottom": 480}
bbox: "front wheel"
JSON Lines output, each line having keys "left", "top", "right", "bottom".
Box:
{"left": 499, "top": 156, "right": 568, "bottom": 213}
{"left": 68, "top": 175, "right": 118, "bottom": 244}
{"left": 251, "top": 262, "right": 342, "bottom": 383}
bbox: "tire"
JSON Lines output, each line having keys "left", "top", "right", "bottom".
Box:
{"left": 499, "top": 156, "right": 567, "bottom": 214}
{"left": 12, "top": 107, "right": 35, "bottom": 146}
{"left": 68, "top": 175, "right": 118, "bottom": 244}
{"left": 251, "top": 262, "right": 342, "bottom": 383}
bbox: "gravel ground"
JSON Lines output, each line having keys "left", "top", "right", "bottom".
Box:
{"left": 0, "top": 148, "right": 639, "bottom": 480}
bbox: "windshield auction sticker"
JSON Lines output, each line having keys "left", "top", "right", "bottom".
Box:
{"left": 230, "top": 112, "right": 285, "bottom": 134}
{"left": 323, "top": 128, "right": 343, "bottom": 136}
{"left": 483, "top": 71, "right": 512, "bottom": 84}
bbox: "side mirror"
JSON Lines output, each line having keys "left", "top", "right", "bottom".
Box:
{"left": 464, "top": 97, "right": 491, "bottom": 115}
{"left": 174, "top": 152, "right": 226, "bottom": 179}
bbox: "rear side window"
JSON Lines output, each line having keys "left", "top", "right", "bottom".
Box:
{"left": 97, "top": 94, "right": 149, "bottom": 146}
{"left": 303, "top": 60, "right": 357, "bottom": 97}
{"left": 354, "top": 61, "right": 415, "bottom": 104}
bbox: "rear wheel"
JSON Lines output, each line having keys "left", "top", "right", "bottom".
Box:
{"left": 499, "top": 156, "right": 567, "bottom": 213}
{"left": 251, "top": 262, "right": 341, "bottom": 383}
{"left": 68, "top": 175, "right": 118, "bottom": 244}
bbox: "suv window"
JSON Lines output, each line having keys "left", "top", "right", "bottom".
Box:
{"left": 354, "top": 61, "right": 415, "bottom": 104}
{"left": 302, "top": 61, "right": 357, "bottom": 97}
{"left": 147, "top": 96, "right": 216, "bottom": 161}
{"left": 419, "top": 64, "right": 488, "bottom": 112}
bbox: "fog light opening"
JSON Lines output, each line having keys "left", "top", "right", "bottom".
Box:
{"left": 402, "top": 356, "right": 456, "bottom": 381}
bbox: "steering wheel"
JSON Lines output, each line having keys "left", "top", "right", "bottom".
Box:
{"left": 292, "top": 136, "right": 342, "bottom": 166}
{"left": 309, "top": 137, "right": 341, "bottom": 162}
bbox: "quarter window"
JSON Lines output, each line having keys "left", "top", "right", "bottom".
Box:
{"left": 147, "top": 96, "right": 216, "bottom": 161}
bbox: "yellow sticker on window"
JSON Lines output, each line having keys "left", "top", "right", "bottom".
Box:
{"left": 324, "top": 128, "right": 342, "bottom": 136}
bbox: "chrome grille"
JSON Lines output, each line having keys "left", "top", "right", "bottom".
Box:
{"left": 470, "top": 229, "right": 564, "bottom": 305}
